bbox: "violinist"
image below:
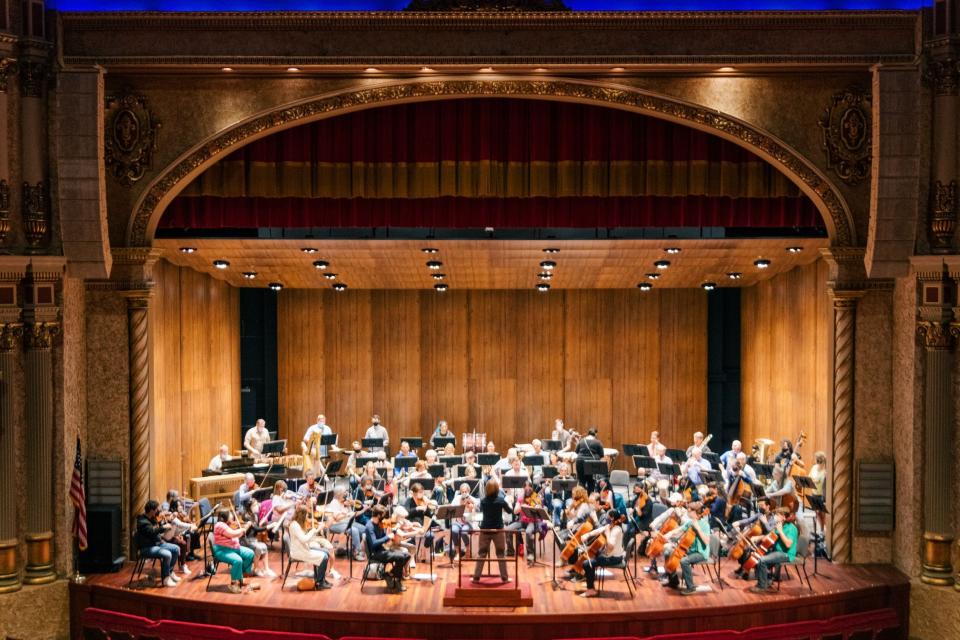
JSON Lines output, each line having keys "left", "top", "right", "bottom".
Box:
{"left": 266, "top": 480, "right": 295, "bottom": 534}
{"left": 405, "top": 482, "right": 446, "bottom": 561}
{"left": 212, "top": 508, "right": 255, "bottom": 594}
{"left": 289, "top": 505, "right": 332, "bottom": 590}
{"left": 134, "top": 499, "right": 181, "bottom": 587}
{"left": 577, "top": 509, "right": 627, "bottom": 598}
{"left": 471, "top": 479, "right": 514, "bottom": 584}
{"left": 545, "top": 461, "right": 575, "bottom": 526}
{"left": 297, "top": 470, "right": 322, "bottom": 499}
{"left": 449, "top": 483, "right": 477, "bottom": 560}
{"left": 749, "top": 507, "right": 799, "bottom": 593}
{"left": 517, "top": 480, "right": 547, "bottom": 566}
{"left": 161, "top": 497, "right": 196, "bottom": 577}
{"left": 233, "top": 473, "right": 257, "bottom": 510}
{"left": 597, "top": 478, "right": 626, "bottom": 515}
{"left": 240, "top": 498, "right": 276, "bottom": 578}
{"left": 662, "top": 502, "right": 711, "bottom": 596}
{"left": 625, "top": 482, "right": 653, "bottom": 553}
{"left": 365, "top": 504, "right": 410, "bottom": 594}
{"left": 325, "top": 486, "right": 367, "bottom": 561}
{"left": 353, "top": 477, "right": 382, "bottom": 528}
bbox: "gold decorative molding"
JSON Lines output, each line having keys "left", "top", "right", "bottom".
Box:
{"left": 0, "top": 180, "right": 9, "bottom": 248}
{"left": 830, "top": 292, "right": 859, "bottom": 564}
{"left": 917, "top": 320, "right": 959, "bottom": 351}
{"left": 128, "top": 78, "right": 855, "bottom": 247}
{"left": 0, "top": 58, "right": 16, "bottom": 94}
{"left": 818, "top": 85, "right": 871, "bottom": 186}
{"left": 21, "top": 182, "right": 48, "bottom": 250}
{"left": 922, "top": 532, "right": 955, "bottom": 586}
{"left": 930, "top": 180, "right": 957, "bottom": 255}
{"left": 23, "top": 322, "right": 59, "bottom": 351}
{"left": 127, "top": 295, "right": 151, "bottom": 523}
{"left": 0, "top": 323, "right": 23, "bottom": 352}
{"left": 105, "top": 87, "right": 161, "bottom": 187}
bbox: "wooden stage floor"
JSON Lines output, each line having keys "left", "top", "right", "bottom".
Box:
{"left": 70, "top": 549, "right": 909, "bottom": 640}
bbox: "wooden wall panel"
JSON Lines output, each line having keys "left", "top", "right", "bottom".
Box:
{"left": 276, "top": 289, "right": 707, "bottom": 460}
{"left": 150, "top": 260, "right": 240, "bottom": 498}
{"left": 741, "top": 259, "right": 831, "bottom": 466}
{"left": 277, "top": 289, "right": 325, "bottom": 442}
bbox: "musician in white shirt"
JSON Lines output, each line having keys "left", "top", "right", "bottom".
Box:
{"left": 364, "top": 414, "right": 390, "bottom": 453}
{"left": 208, "top": 444, "right": 232, "bottom": 472}
{"left": 650, "top": 444, "right": 673, "bottom": 482}
{"left": 685, "top": 431, "right": 713, "bottom": 458}
{"left": 243, "top": 419, "right": 271, "bottom": 456}
{"left": 302, "top": 414, "right": 333, "bottom": 472}
{"left": 324, "top": 486, "right": 366, "bottom": 561}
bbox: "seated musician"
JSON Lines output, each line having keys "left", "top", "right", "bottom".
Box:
{"left": 764, "top": 465, "right": 797, "bottom": 510}
{"left": 552, "top": 418, "right": 572, "bottom": 449}
{"left": 266, "top": 480, "right": 295, "bottom": 534}
{"left": 662, "top": 502, "right": 711, "bottom": 596}
{"left": 208, "top": 444, "right": 232, "bottom": 472}
{"left": 515, "top": 480, "right": 548, "bottom": 566}
{"left": 346, "top": 440, "right": 373, "bottom": 492}
{"left": 565, "top": 485, "right": 592, "bottom": 532}
{"left": 471, "top": 479, "right": 514, "bottom": 584}
{"left": 577, "top": 509, "right": 628, "bottom": 598}
{"left": 243, "top": 418, "right": 271, "bottom": 457}
{"left": 240, "top": 498, "right": 276, "bottom": 578}
{"left": 212, "top": 508, "right": 255, "bottom": 594}
{"left": 545, "top": 461, "right": 575, "bottom": 526}
{"left": 646, "top": 430, "right": 662, "bottom": 459}
{"left": 649, "top": 444, "right": 673, "bottom": 482}
{"left": 297, "top": 470, "right": 321, "bottom": 499}
{"left": 289, "top": 504, "right": 333, "bottom": 590}
{"left": 393, "top": 440, "right": 418, "bottom": 477}
{"left": 429, "top": 419, "right": 454, "bottom": 449}
{"left": 233, "top": 473, "right": 257, "bottom": 510}
{"left": 750, "top": 507, "right": 799, "bottom": 593}
{"left": 162, "top": 497, "right": 197, "bottom": 576}
{"left": 719, "top": 440, "right": 743, "bottom": 470}
{"left": 405, "top": 482, "right": 446, "bottom": 561}
{"left": 527, "top": 439, "right": 550, "bottom": 476}
{"left": 682, "top": 447, "right": 712, "bottom": 487}
{"left": 625, "top": 482, "right": 653, "bottom": 552}
{"left": 731, "top": 498, "right": 774, "bottom": 579}
{"left": 325, "top": 486, "right": 366, "bottom": 561}
{"left": 492, "top": 448, "right": 518, "bottom": 478}
{"left": 353, "top": 477, "right": 382, "bottom": 529}
{"left": 597, "top": 479, "right": 626, "bottom": 514}
{"left": 449, "top": 483, "right": 477, "bottom": 560}
{"left": 685, "top": 432, "right": 713, "bottom": 458}
{"left": 441, "top": 442, "right": 457, "bottom": 458}
{"left": 642, "top": 492, "right": 688, "bottom": 574}
{"left": 135, "top": 499, "right": 181, "bottom": 587}
{"left": 365, "top": 504, "right": 411, "bottom": 594}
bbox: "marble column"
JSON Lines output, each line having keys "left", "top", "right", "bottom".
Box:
{"left": 22, "top": 321, "right": 58, "bottom": 584}
{"left": 0, "top": 322, "right": 22, "bottom": 593}
{"left": 830, "top": 292, "right": 862, "bottom": 564}
{"left": 125, "top": 293, "right": 151, "bottom": 520}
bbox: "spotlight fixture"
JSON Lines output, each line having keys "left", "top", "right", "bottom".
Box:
{"left": 312, "top": 260, "right": 329, "bottom": 270}
{"left": 242, "top": 272, "right": 257, "bottom": 280}
{"left": 213, "top": 260, "right": 230, "bottom": 269}
{"left": 268, "top": 282, "right": 283, "bottom": 291}
{"left": 637, "top": 282, "right": 653, "bottom": 291}
{"left": 702, "top": 282, "right": 717, "bottom": 291}
{"left": 717, "top": 66, "right": 737, "bottom": 73}
{"left": 539, "top": 260, "right": 557, "bottom": 270}
{"left": 543, "top": 247, "right": 560, "bottom": 254}
{"left": 179, "top": 247, "right": 197, "bottom": 254}
{"left": 426, "top": 260, "right": 443, "bottom": 270}
{"left": 434, "top": 283, "right": 449, "bottom": 292}
{"left": 364, "top": 67, "right": 380, "bottom": 73}
{"left": 431, "top": 273, "right": 446, "bottom": 280}
{"left": 332, "top": 283, "right": 348, "bottom": 292}
{"left": 537, "top": 272, "right": 553, "bottom": 280}
{"left": 664, "top": 247, "right": 682, "bottom": 254}
{"left": 786, "top": 246, "right": 803, "bottom": 254}
{"left": 536, "top": 283, "right": 550, "bottom": 292}
{"left": 754, "top": 259, "right": 771, "bottom": 269}
{"left": 221, "top": 67, "right": 234, "bottom": 72}
{"left": 323, "top": 273, "right": 338, "bottom": 280}
{"left": 301, "top": 247, "right": 319, "bottom": 254}
{"left": 421, "top": 247, "right": 439, "bottom": 254}
{"left": 654, "top": 260, "right": 670, "bottom": 270}
{"left": 727, "top": 272, "right": 743, "bottom": 280}
{"left": 646, "top": 273, "right": 660, "bottom": 280}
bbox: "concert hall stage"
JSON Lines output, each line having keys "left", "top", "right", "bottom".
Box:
{"left": 69, "top": 552, "right": 909, "bottom": 640}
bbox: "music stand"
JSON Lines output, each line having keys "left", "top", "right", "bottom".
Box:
{"left": 394, "top": 455, "right": 417, "bottom": 471}
{"left": 542, "top": 465, "right": 559, "bottom": 479}
{"left": 440, "top": 455, "right": 464, "bottom": 467}
{"left": 501, "top": 475, "right": 528, "bottom": 491}
{"left": 456, "top": 464, "right": 481, "bottom": 478}
{"left": 583, "top": 459, "right": 608, "bottom": 481}
{"left": 432, "top": 436, "right": 456, "bottom": 450}
{"left": 261, "top": 439, "right": 286, "bottom": 456}
{"left": 632, "top": 455, "right": 658, "bottom": 473}
{"left": 520, "top": 505, "right": 551, "bottom": 568}
{"left": 803, "top": 493, "right": 831, "bottom": 575}
{"left": 541, "top": 439, "right": 562, "bottom": 451}
{"left": 658, "top": 463, "right": 681, "bottom": 478}
{"left": 478, "top": 453, "right": 500, "bottom": 466}
{"left": 522, "top": 455, "right": 546, "bottom": 469}
{"left": 700, "top": 469, "right": 723, "bottom": 486}
{"left": 401, "top": 437, "right": 423, "bottom": 450}
{"left": 703, "top": 452, "right": 721, "bottom": 466}
{"left": 321, "top": 459, "right": 343, "bottom": 489}
{"left": 362, "top": 437, "right": 385, "bottom": 450}
{"left": 428, "top": 464, "right": 446, "bottom": 478}
{"left": 356, "top": 455, "right": 380, "bottom": 468}
{"left": 666, "top": 448, "right": 687, "bottom": 463}
{"left": 623, "top": 444, "right": 646, "bottom": 457}
{"left": 436, "top": 504, "right": 465, "bottom": 568}
{"left": 320, "top": 433, "right": 338, "bottom": 447}
{"left": 753, "top": 463, "right": 775, "bottom": 479}
{"left": 550, "top": 478, "right": 577, "bottom": 494}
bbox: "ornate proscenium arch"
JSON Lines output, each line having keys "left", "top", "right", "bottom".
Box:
{"left": 128, "top": 78, "right": 855, "bottom": 247}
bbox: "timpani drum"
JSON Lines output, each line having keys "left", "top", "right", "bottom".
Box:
{"left": 462, "top": 432, "right": 487, "bottom": 452}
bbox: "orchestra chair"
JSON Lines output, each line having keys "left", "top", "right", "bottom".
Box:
{"left": 358, "top": 538, "right": 386, "bottom": 592}
{"left": 279, "top": 522, "right": 304, "bottom": 590}
{"left": 774, "top": 533, "right": 813, "bottom": 592}
{"left": 205, "top": 532, "right": 243, "bottom": 592}
{"left": 596, "top": 537, "right": 636, "bottom": 599}
{"left": 609, "top": 470, "right": 631, "bottom": 502}
{"left": 126, "top": 533, "right": 157, "bottom": 588}
{"left": 702, "top": 533, "right": 724, "bottom": 591}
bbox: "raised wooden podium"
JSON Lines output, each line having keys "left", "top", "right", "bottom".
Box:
{"left": 443, "top": 529, "right": 533, "bottom": 607}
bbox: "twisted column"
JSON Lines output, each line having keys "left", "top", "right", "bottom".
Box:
{"left": 0, "top": 323, "right": 22, "bottom": 593}
{"left": 23, "top": 321, "right": 58, "bottom": 584}
{"left": 830, "top": 293, "right": 860, "bottom": 564}
{"left": 126, "top": 294, "right": 151, "bottom": 522}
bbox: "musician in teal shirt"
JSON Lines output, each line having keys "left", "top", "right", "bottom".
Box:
{"left": 670, "top": 502, "right": 711, "bottom": 596}
{"left": 751, "top": 507, "right": 799, "bottom": 592}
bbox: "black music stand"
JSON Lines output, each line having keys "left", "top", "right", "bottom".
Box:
{"left": 583, "top": 459, "right": 609, "bottom": 487}
{"left": 520, "top": 505, "right": 551, "bottom": 568}
{"left": 753, "top": 463, "right": 775, "bottom": 479}
{"left": 796, "top": 478, "right": 831, "bottom": 576}
{"left": 261, "top": 439, "right": 287, "bottom": 456}
{"left": 401, "top": 437, "right": 423, "bottom": 450}
{"left": 478, "top": 453, "right": 500, "bottom": 467}
{"left": 362, "top": 437, "right": 384, "bottom": 450}
{"left": 320, "top": 433, "right": 338, "bottom": 447}
{"left": 356, "top": 455, "right": 381, "bottom": 469}
{"left": 633, "top": 455, "right": 658, "bottom": 473}
{"left": 432, "top": 436, "right": 456, "bottom": 450}
{"left": 428, "top": 464, "right": 446, "bottom": 478}
{"left": 436, "top": 504, "right": 465, "bottom": 568}
{"left": 542, "top": 439, "right": 562, "bottom": 451}
{"left": 542, "top": 465, "right": 559, "bottom": 479}
{"left": 501, "top": 475, "right": 528, "bottom": 491}
{"left": 666, "top": 448, "right": 687, "bottom": 464}
{"left": 623, "top": 444, "right": 648, "bottom": 458}
{"left": 523, "top": 455, "right": 546, "bottom": 472}
{"left": 321, "top": 459, "right": 342, "bottom": 490}
{"left": 440, "top": 455, "right": 464, "bottom": 467}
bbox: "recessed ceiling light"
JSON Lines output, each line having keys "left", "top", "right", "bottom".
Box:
{"left": 479, "top": 67, "right": 494, "bottom": 73}
{"left": 534, "top": 67, "right": 548, "bottom": 72}
{"left": 638, "top": 282, "right": 653, "bottom": 291}
{"left": 422, "top": 247, "right": 439, "bottom": 254}
{"left": 646, "top": 273, "right": 660, "bottom": 280}
{"left": 221, "top": 67, "right": 234, "bottom": 72}
{"left": 268, "top": 282, "right": 283, "bottom": 291}
{"left": 426, "top": 261, "right": 443, "bottom": 270}
{"left": 242, "top": 272, "right": 257, "bottom": 280}
{"left": 702, "top": 282, "right": 717, "bottom": 291}
{"left": 611, "top": 67, "right": 625, "bottom": 72}
{"left": 754, "top": 259, "right": 771, "bottom": 269}
{"left": 434, "top": 283, "right": 449, "bottom": 292}
{"left": 536, "top": 283, "right": 550, "bottom": 292}
{"left": 179, "top": 247, "right": 197, "bottom": 254}
{"left": 365, "top": 67, "right": 379, "bottom": 73}
{"left": 286, "top": 67, "right": 300, "bottom": 72}
{"left": 431, "top": 273, "right": 446, "bottom": 280}
{"left": 543, "top": 247, "right": 560, "bottom": 254}
{"left": 717, "top": 66, "right": 737, "bottom": 73}
{"left": 312, "top": 260, "right": 329, "bottom": 269}
{"left": 301, "top": 247, "right": 319, "bottom": 254}
{"left": 537, "top": 272, "right": 553, "bottom": 280}
{"left": 420, "top": 67, "right": 435, "bottom": 73}
{"left": 665, "top": 247, "right": 681, "bottom": 254}
{"left": 333, "top": 283, "right": 348, "bottom": 291}
{"left": 727, "top": 272, "right": 743, "bottom": 280}
{"left": 213, "top": 260, "right": 230, "bottom": 269}
{"left": 323, "top": 273, "right": 338, "bottom": 280}
{"left": 786, "top": 246, "right": 803, "bottom": 254}
{"left": 654, "top": 260, "right": 670, "bottom": 270}
{"left": 540, "top": 260, "right": 557, "bottom": 270}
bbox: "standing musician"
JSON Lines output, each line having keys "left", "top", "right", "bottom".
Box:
{"left": 364, "top": 414, "right": 390, "bottom": 455}
{"left": 575, "top": 427, "right": 605, "bottom": 493}
{"left": 243, "top": 418, "right": 272, "bottom": 457}
{"left": 365, "top": 504, "right": 411, "bottom": 594}
{"left": 289, "top": 504, "right": 333, "bottom": 590}
{"left": 750, "top": 507, "right": 799, "bottom": 593}
{"left": 662, "top": 501, "right": 711, "bottom": 596}
{"left": 577, "top": 509, "right": 628, "bottom": 598}
{"left": 207, "top": 444, "right": 233, "bottom": 472}
{"left": 302, "top": 414, "right": 333, "bottom": 475}
{"left": 685, "top": 432, "right": 713, "bottom": 458}
{"left": 471, "top": 479, "right": 514, "bottom": 584}
{"left": 773, "top": 438, "right": 795, "bottom": 467}
{"left": 212, "top": 508, "right": 255, "bottom": 594}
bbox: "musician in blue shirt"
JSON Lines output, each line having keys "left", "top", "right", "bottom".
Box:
{"left": 364, "top": 504, "right": 410, "bottom": 594}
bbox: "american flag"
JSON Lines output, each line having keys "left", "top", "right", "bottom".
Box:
{"left": 70, "top": 436, "right": 87, "bottom": 551}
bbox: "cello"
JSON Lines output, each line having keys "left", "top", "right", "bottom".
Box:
{"left": 573, "top": 511, "right": 626, "bottom": 574}
{"left": 664, "top": 525, "right": 698, "bottom": 574}
{"left": 646, "top": 511, "right": 679, "bottom": 558}
{"left": 728, "top": 521, "right": 762, "bottom": 561}
{"left": 742, "top": 512, "right": 795, "bottom": 572}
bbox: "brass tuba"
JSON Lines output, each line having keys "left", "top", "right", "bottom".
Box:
{"left": 753, "top": 438, "right": 775, "bottom": 464}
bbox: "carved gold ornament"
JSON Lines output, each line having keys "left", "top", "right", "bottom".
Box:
{"left": 930, "top": 180, "right": 957, "bottom": 254}
{"left": 819, "top": 86, "right": 872, "bottom": 186}
{"left": 105, "top": 88, "right": 161, "bottom": 187}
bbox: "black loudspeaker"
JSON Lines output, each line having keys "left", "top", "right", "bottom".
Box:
{"left": 78, "top": 505, "right": 126, "bottom": 573}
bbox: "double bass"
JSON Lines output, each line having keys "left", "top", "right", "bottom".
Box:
{"left": 778, "top": 431, "right": 806, "bottom": 513}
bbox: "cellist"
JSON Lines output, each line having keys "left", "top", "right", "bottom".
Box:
{"left": 576, "top": 509, "right": 627, "bottom": 598}
{"left": 642, "top": 492, "right": 688, "bottom": 575}
{"left": 661, "top": 501, "right": 711, "bottom": 595}
{"left": 749, "top": 507, "right": 799, "bottom": 593}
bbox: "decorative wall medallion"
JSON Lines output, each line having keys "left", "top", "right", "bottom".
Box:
{"left": 405, "top": 0, "right": 569, "bottom": 10}
{"left": 930, "top": 180, "right": 957, "bottom": 254}
{"left": 0, "top": 180, "right": 9, "bottom": 247}
{"left": 105, "top": 88, "right": 161, "bottom": 187}
{"left": 18, "top": 61, "right": 47, "bottom": 98}
{"left": 22, "top": 182, "right": 48, "bottom": 249}
{"left": 819, "top": 86, "right": 872, "bottom": 186}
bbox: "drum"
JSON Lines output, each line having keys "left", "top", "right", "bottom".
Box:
{"left": 462, "top": 432, "right": 487, "bottom": 453}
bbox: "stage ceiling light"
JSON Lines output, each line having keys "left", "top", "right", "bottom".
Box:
{"left": 702, "top": 282, "right": 717, "bottom": 291}
{"left": 432, "top": 273, "right": 446, "bottom": 280}
{"left": 301, "top": 247, "right": 319, "bottom": 254}
{"left": 537, "top": 272, "right": 553, "bottom": 280}
{"left": 434, "top": 283, "right": 449, "bottom": 292}
{"left": 540, "top": 260, "right": 557, "bottom": 270}
{"left": 242, "top": 272, "right": 257, "bottom": 280}
{"left": 213, "top": 260, "right": 229, "bottom": 269}
{"left": 754, "top": 259, "right": 771, "bottom": 269}
{"left": 323, "top": 272, "right": 338, "bottom": 280}
{"left": 333, "top": 283, "right": 348, "bottom": 291}
{"left": 646, "top": 273, "right": 660, "bottom": 280}
{"left": 422, "top": 247, "right": 439, "bottom": 254}
{"left": 313, "top": 260, "right": 329, "bottom": 269}
{"left": 268, "top": 282, "right": 283, "bottom": 291}
{"left": 787, "top": 246, "right": 803, "bottom": 253}
{"left": 727, "top": 272, "right": 742, "bottom": 280}
{"left": 665, "top": 247, "right": 681, "bottom": 254}
{"left": 638, "top": 282, "right": 653, "bottom": 291}
{"left": 536, "top": 283, "right": 550, "bottom": 292}
{"left": 654, "top": 260, "right": 670, "bottom": 269}
{"left": 426, "top": 260, "right": 443, "bottom": 269}
{"left": 179, "top": 247, "right": 197, "bottom": 254}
